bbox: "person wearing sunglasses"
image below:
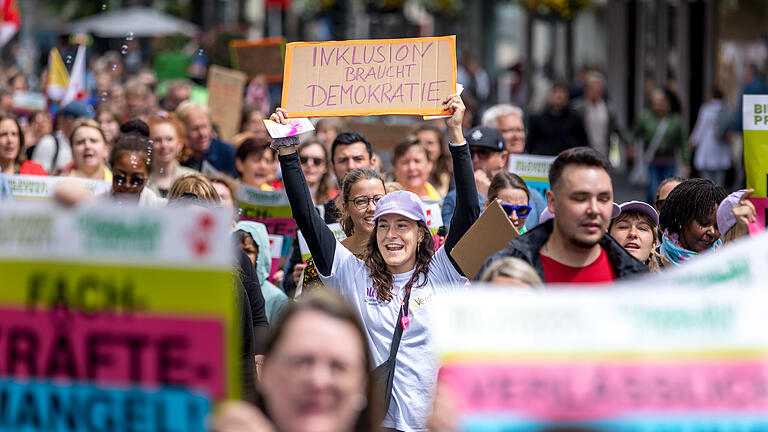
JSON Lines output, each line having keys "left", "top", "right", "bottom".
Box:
{"left": 103, "top": 132, "right": 165, "bottom": 207}
{"left": 486, "top": 171, "right": 532, "bottom": 234}
{"left": 298, "top": 138, "right": 337, "bottom": 205}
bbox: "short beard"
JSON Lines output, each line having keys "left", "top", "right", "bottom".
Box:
{"left": 568, "top": 235, "right": 600, "bottom": 249}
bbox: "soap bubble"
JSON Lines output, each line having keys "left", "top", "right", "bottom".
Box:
{"left": 120, "top": 45, "right": 128, "bottom": 54}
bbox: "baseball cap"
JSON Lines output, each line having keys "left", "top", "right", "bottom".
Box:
{"left": 373, "top": 190, "right": 426, "bottom": 224}
{"left": 539, "top": 202, "right": 620, "bottom": 224}
{"left": 717, "top": 189, "right": 747, "bottom": 237}
{"left": 465, "top": 126, "right": 505, "bottom": 152}
{"left": 60, "top": 101, "right": 95, "bottom": 119}
{"left": 618, "top": 200, "right": 659, "bottom": 226}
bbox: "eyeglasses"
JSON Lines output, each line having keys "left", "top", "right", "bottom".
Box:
{"left": 501, "top": 203, "right": 532, "bottom": 218}
{"left": 346, "top": 194, "right": 383, "bottom": 210}
{"left": 113, "top": 172, "right": 146, "bottom": 188}
{"left": 300, "top": 156, "right": 325, "bottom": 166}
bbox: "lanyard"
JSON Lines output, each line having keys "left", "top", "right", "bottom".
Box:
{"left": 393, "top": 286, "right": 410, "bottom": 331}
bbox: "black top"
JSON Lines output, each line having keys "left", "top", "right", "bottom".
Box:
{"left": 235, "top": 247, "right": 269, "bottom": 353}
{"left": 526, "top": 107, "right": 589, "bottom": 156}
{"left": 279, "top": 142, "right": 480, "bottom": 278}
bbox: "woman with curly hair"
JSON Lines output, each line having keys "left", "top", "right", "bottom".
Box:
{"left": 268, "top": 92, "right": 479, "bottom": 431}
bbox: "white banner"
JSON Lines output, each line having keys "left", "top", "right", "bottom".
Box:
{"left": 7, "top": 174, "right": 110, "bottom": 201}
{"left": 0, "top": 203, "right": 233, "bottom": 268}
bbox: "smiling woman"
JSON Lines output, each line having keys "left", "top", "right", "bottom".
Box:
{"left": 658, "top": 178, "right": 726, "bottom": 266}
{"left": 269, "top": 92, "right": 480, "bottom": 431}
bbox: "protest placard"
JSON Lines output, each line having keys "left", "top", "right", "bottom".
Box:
{"left": 433, "top": 283, "right": 768, "bottom": 431}
{"left": 268, "top": 234, "right": 284, "bottom": 277}
{"left": 0, "top": 203, "right": 238, "bottom": 431}
{"left": 207, "top": 65, "right": 247, "bottom": 143}
{"left": 743, "top": 95, "right": 768, "bottom": 198}
{"left": 450, "top": 200, "right": 518, "bottom": 279}
{"left": 298, "top": 223, "right": 347, "bottom": 262}
{"left": 230, "top": 37, "right": 285, "bottom": 82}
{"left": 508, "top": 153, "right": 555, "bottom": 198}
{"left": 235, "top": 183, "right": 294, "bottom": 237}
{"left": 7, "top": 174, "right": 110, "bottom": 201}
{"left": 281, "top": 36, "right": 457, "bottom": 117}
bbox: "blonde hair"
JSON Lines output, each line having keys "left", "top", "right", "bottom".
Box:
{"left": 175, "top": 100, "right": 210, "bottom": 125}
{"left": 478, "top": 257, "right": 543, "bottom": 286}
{"left": 167, "top": 173, "right": 221, "bottom": 204}
{"left": 722, "top": 223, "right": 749, "bottom": 244}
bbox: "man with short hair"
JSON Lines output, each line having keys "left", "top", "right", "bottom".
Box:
{"left": 527, "top": 82, "right": 589, "bottom": 156}
{"left": 176, "top": 100, "right": 238, "bottom": 178}
{"left": 324, "top": 131, "right": 375, "bottom": 223}
{"left": 478, "top": 147, "right": 647, "bottom": 283}
{"left": 442, "top": 125, "right": 508, "bottom": 227}
{"left": 481, "top": 104, "right": 526, "bottom": 154}
{"left": 571, "top": 72, "right": 630, "bottom": 158}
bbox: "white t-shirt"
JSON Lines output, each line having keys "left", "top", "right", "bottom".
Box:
{"left": 31, "top": 132, "right": 72, "bottom": 174}
{"left": 319, "top": 241, "right": 467, "bottom": 432}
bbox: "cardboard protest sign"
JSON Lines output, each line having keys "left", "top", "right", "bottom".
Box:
{"left": 748, "top": 197, "right": 768, "bottom": 234}
{"left": 281, "top": 36, "right": 457, "bottom": 117}
{"left": 508, "top": 153, "right": 555, "bottom": 198}
{"left": 230, "top": 37, "right": 285, "bottom": 82}
{"left": 433, "top": 285, "right": 768, "bottom": 431}
{"left": 235, "top": 183, "right": 295, "bottom": 237}
{"left": 0, "top": 203, "right": 238, "bottom": 430}
{"left": 263, "top": 117, "right": 315, "bottom": 138}
{"left": 207, "top": 65, "right": 247, "bottom": 143}
{"left": 268, "top": 234, "right": 284, "bottom": 277}
{"left": 450, "top": 200, "right": 518, "bottom": 279}
{"left": 7, "top": 174, "right": 110, "bottom": 201}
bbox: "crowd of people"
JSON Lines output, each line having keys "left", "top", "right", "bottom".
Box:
{"left": 0, "top": 53, "right": 763, "bottom": 432}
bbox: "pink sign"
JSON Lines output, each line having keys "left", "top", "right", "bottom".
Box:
{"left": 748, "top": 197, "right": 768, "bottom": 235}
{"left": 440, "top": 360, "right": 768, "bottom": 420}
{"left": 0, "top": 307, "right": 225, "bottom": 397}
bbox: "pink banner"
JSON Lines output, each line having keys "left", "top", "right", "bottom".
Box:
{"left": 748, "top": 197, "right": 768, "bottom": 235}
{"left": 0, "top": 307, "right": 225, "bottom": 397}
{"left": 439, "top": 360, "right": 768, "bottom": 420}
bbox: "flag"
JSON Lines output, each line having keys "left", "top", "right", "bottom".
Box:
{"left": 46, "top": 48, "right": 69, "bottom": 101}
{"left": 0, "top": 0, "right": 19, "bottom": 48}
{"left": 61, "top": 45, "right": 86, "bottom": 106}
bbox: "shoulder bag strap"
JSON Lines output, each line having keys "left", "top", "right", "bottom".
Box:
{"left": 385, "top": 288, "right": 411, "bottom": 362}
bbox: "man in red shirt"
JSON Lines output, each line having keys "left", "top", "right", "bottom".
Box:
{"left": 478, "top": 147, "right": 647, "bottom": 284}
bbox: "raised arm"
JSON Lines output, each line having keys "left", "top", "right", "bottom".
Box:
{"left": 271, "top": 109, "right": 338, "bottom": 277}
{"left": 442, "top": 95, "right": 481, "bottom": 272}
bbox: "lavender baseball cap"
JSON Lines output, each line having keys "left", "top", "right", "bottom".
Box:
{"left": 618, "top": 200, "right": 659, "bottom": 225}
{"left": 717, "top": 189, "right": 748, "bottom": 237}
{"left": 538, "top": 202, "right": 620, "bottom": 224}
{"left": 373, "top": 190, "right": 427, "bottom": 224}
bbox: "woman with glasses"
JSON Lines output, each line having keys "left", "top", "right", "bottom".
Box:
{"left": 298, "top": 138, "right": 337, "bottom": 205}
{"left": 147, "top": 113, "right": 197, "bottom": 197}
{"left": 486, "top": 171, "right": 532, "bottom": 234}
{"left": 102, "top": 132, "right": 165, "bottom": 206}
{"left": 297, "top": 167, "right": 386, "bottom": 297}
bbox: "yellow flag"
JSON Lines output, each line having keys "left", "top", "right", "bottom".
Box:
{"left": 46, "top": 48, "right": 69, "bottom": 101}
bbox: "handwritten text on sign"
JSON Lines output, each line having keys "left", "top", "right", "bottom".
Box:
{"left": 282, "top": 36, "right": 456, "bottom": 117}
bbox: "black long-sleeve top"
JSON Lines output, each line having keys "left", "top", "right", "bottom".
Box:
{"left": 279, "top": 141, "right": 480, "bottom": 277}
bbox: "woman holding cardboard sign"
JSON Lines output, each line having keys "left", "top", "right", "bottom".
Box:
{"left": 270, "top": 93, "right": 479, "bottom": 432}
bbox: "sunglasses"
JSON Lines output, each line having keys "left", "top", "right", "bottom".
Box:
{"left": 347, "top": 194, "right": 383, "bottom": 210}
{"left": 300, "top": 156, "right": 325, "bottom": 166}
{"left": 501, "top": 203, "right": 532, "bottom": 218}
{"left": 113, "top": 172, "right": 146, "bottom": 188}
{"left": 469, "top": 148, "right": 493, "bottom": 159}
